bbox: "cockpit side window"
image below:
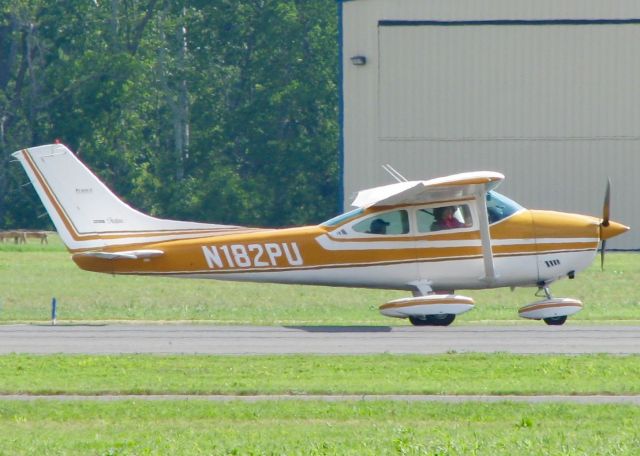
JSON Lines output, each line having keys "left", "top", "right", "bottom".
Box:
{"left": 486, "top": 191, "right": 523, "bottom": 224}
{"left": 416, "top": 204, "right": 473, "bottom": 233}
{"left": 352, "top": 210, "right": 409, "bottom": 235}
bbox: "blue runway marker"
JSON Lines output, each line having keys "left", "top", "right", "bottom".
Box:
{"left": 51, "top": 297, "right": 57, "bottom": 325}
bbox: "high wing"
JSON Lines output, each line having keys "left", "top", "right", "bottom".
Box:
{"left": 351, "top": 171, "right": 504, "bottom": 208}
{"left": 352, "top": 171, "right": 504, "bottom": 284}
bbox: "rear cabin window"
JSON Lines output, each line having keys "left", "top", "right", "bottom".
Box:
{"left": 416, "top": 204, "right": 473, "bottom": 233}
{"left": 352, "top": 210, "right": 409, "bottom": 235}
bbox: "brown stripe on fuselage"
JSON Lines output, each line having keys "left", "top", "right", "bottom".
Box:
{"left": 73, "top": 240, "right": 596, "bottom": 276}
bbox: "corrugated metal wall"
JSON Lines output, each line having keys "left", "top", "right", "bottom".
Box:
{"left": 342, "top": 0, "right": 640, "bottom": 249}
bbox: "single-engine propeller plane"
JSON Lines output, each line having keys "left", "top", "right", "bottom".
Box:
{"left": 13, "top": 143, "right": 629, "bottom": 326}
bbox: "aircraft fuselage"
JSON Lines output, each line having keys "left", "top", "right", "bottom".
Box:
{"left": 72, "top": 206, "right": 620, "bottom": 294}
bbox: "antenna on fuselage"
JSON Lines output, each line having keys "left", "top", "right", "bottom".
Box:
{"left": 382, "top": 164, "right": 408, "bottom": 183}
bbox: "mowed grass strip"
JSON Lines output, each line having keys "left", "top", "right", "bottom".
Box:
{"left": 1, "top": 236, "right": 639, "bottom": 323}
{"left": 1, "top": 354, "right": 639, "bottom": 395}
{"left": 1, "top": 400, "right": 639, "bottom": 454}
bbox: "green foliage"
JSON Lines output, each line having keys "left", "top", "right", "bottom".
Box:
{"left": 0, "top": 0, "right": 339, "bottom": 229}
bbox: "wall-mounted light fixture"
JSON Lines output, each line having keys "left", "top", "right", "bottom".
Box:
{"left": 350, "top": 55, "right": 367, "bottom": 66}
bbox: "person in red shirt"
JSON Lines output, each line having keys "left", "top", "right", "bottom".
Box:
{"left": 431, "top": 206, "right": 464, "bottom": 231}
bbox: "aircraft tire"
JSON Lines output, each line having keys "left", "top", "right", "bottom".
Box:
{"left": 409, "top": 314, "right": 456, "bottom": 327}
{"left": 543, "top": 315, "right": 567, "bottom": 326}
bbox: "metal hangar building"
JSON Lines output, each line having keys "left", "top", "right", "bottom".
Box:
{"left": 339, "top": 0, "right": 640, "bottom": 249}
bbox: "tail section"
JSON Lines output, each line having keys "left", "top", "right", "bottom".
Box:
{"left": 12, "top": 144, "right": 243, "bottom": 251}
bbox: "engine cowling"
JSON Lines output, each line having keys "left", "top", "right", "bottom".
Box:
{"left": 379, "top": 295, "right": 475, "bottom": 318}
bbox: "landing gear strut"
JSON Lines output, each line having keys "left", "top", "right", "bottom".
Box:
{"left": 537, "top": 286, "right": 567, "bottom": 326}
{"left": 536, "top": 285, "right": 553, "bottom": 300}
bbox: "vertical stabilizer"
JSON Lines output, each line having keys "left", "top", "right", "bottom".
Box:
{"left": 12, "top": 144, "right": 242, "bottom": 251}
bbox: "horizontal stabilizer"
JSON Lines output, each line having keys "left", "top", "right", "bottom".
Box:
{"left": 74, "top": 249, "right": 164, "bottom": 260}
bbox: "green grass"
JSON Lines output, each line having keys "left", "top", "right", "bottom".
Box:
{"left": 2, "top": 238, "right": 638, "bottom": 454}
{"left": 1, "top": 400, "right": 639, "bottom": 454}
{"left": 1, "top": 353, "right": 639, "bottom": 396}
{"left": 1, "top": 235, "right": 639, "bottom": 323}
{"left": 0, "top": 232, "right": 65, "bottom": 253}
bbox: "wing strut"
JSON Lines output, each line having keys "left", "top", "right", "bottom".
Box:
{"left": 382, "top": 164, "right": 408, "bottom": 183}
{"left": 475, "top": 191, "right": 497, "bottom": 283}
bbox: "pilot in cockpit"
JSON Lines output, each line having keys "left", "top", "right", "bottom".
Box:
{"left": 431, "top": 206, "right": 464, "bottom": 231}
{"left": 369, "top": 218, "right": 390, "bottom": 235}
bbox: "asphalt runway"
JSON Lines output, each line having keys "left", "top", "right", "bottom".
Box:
{"left": 1, "top": 324, "right": 639, "bottom": 355}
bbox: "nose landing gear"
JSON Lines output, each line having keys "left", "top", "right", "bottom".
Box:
{"left": 518, "top": 285, "right": 583, "bottom": 325}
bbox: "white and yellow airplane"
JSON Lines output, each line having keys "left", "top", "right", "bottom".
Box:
{"left": 13, "top": 143, "right": 629, "bottom": 326}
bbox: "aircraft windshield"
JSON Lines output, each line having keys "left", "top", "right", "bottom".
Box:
{"left": 321, "top": 208, "right": 364, "bottom": 227}
{"left": 486, "top": 191, "right": 523, "bottom": 223}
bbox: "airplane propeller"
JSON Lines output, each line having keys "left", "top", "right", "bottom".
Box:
{"left": 600, "top": 178, "right": 611, "bottom": 270}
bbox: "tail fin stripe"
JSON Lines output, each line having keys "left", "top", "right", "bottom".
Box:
{"left": 22, "top": 149, "right": 82, "bottom": 240}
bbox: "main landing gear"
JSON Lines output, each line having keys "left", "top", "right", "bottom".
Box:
{"left": 408, "top": 314, "right": 456, "bottom": 327}
{"left": 380, "top": 284, "right": 583, "bottom": 327}
{"left": 518, "top": 285, "right": 583, "bottom": 326}
{"left": 378, "top": 292, "right": 475, "bottom": 327}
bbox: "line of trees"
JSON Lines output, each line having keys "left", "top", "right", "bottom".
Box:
{"left": 0, "top": 0, "right": 339, "bottom": 229}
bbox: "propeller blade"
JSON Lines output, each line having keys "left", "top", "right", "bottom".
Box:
{"left": 600, "top": 179, "right": 611, "bottom": 270}
{"left": 602, "top": 178, "right": 611, "bottom": 228}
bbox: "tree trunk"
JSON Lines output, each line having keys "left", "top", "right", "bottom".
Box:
{"left": 158, "top": 2, "right": 188, "bottom": 181}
